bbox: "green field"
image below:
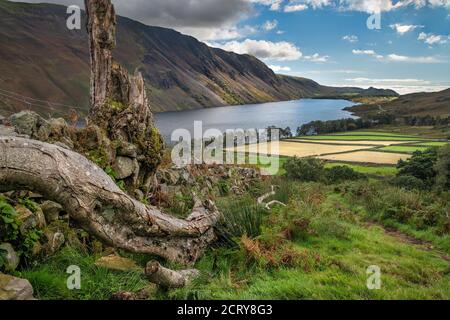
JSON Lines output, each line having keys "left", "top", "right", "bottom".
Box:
{"left": 415, "top": 141, "right": 448, "bottom": 147}
{"left": 325, "top": 163, "right": 398, "bottom": 176}
{"left": 331, "top": 131, "right": 421, "bottom": 138}
{"left": 298, "top": 135, "right": 428, "bottom": 141}
{"left": 379, "top": 146, "right": 431, "bottom": 154}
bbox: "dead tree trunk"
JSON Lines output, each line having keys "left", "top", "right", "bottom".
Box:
{"left": 0, "top": 137, "right": 219, "bottom": 265}
{"left": 85, "top": 0, "right": 116, "bottom": 118}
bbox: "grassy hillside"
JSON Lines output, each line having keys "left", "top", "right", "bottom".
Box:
{"left": 346, "top": 89, "right": 450, "bottom": 118}
{"left": 0, "top": 0, "right": 396, "bottom": 116}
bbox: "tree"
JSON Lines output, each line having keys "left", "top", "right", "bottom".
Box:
{"left": 0, "top": 0, "right": 220, "bottom": 269}
{"left": 397, "top": 148, "right": 438, "bottom": 188}
{"left": 435, "top": 143, "right": 450, "bottom": 190}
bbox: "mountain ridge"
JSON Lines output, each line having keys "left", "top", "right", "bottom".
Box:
{"left": 0, "top": 0, "right": 397, "bottom": 116}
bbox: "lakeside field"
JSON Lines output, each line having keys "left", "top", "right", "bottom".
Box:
{"left": 233, "top": 130, "right": 448, "bottom": 175}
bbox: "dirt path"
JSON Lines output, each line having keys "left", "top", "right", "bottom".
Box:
{"left": 367, "top": 222, "right": 450, "bottom": 263}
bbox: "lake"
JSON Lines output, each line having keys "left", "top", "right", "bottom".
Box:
{"left": 155, "top": 99, "right": 356, "bottom": 142}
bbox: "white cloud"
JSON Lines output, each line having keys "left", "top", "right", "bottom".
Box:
{"left": 189, "top": 24, "right": 258, "bottom": 41}
{"left": 390, "top": 23, "right": 422, "bottom": 35}
{"left": 212, "top": 39, "right": 303, "bottom": 61}
{"left": 352, "top": 49, "right": 376, "bottom": 55}
{"left": 342, "top": 35, "right": 359, "bottom": 43}
{"left": 385, "top": 53, "right": 444, "bottom": 63}
{"left": 284, "top": 4, "right": 309, "bottom": 12}
{"left": 351, "top": 49, "right": 444, "bottom": 64}
{"left": 269, "top": 65, "right": 292, "bottom": 72}
{"left": 249, "top": 0, "right": 284, "bottom": 11}
{"left": 343, "top": 77, "right": 449, "bottom": 94}
{"left": 303, "top": 53, "right": 330, "bottom": 62}
{"left": 262, "top": 20, "right": 278, "bottom": 31}
{"left": 418, "top": 32, "right": 449, "bottom": 45}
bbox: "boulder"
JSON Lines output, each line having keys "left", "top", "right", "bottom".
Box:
{"left": 16, "top": 206, "right": 43, "bottom": 235}
{"left": 9, "top": 111, "right": 45, "bottom": 136}
{"left": 113, "top": 156, "right": 135, "bottom": 180}
{"left": 95, "top": 254, "right": 142, "bottom": 272}
{"left": 0, "top": 273, "right": 35, "bottom": 300}
{"left": 41, "top": 201, "right": 63, "bottom": 223}
{"left": 0, "top": 243, "right": 19, "bottom": 271}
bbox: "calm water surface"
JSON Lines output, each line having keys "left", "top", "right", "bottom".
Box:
{"left": 155, "top": 99, "right": 356, "bottom": 141}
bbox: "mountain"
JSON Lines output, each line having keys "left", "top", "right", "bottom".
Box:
{"left": 346, "top": 89, "right": 450, "bottom": 118}
{"left": 0, "top": 0, "right": 397, "bottom": 116}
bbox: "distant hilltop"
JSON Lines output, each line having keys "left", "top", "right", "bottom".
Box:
{"left": 0, "top": 0, "right": 397, "bottom": 116}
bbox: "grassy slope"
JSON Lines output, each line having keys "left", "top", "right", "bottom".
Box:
{"left": 13, "top": 129, "right": 450, "bottom": 300}
{"left": 20, "top": 178, "right": 450, "bottom": 300}
{"left": 346, "top": 89, "right": 450, "bottom": 118}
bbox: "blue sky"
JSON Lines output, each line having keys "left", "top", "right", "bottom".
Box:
{"left": 16, "top": 0, "right": 450, "bottom": 94}
{"left": 208, "top": 0, "right": 450, "bottom": 94}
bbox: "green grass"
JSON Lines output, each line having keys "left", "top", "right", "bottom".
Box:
{"left": 18, "top": 179, "right": 450, "bottom": 301}
{"left": 18, "top": 248, "right": 150, "bottom": 300}
{"left": 415, "top": 142, "right": 448, "bottom": 147}
{"left": 379, "top": 146, "right": 431, "bottom": 154}
{"left": 331, "top": 131, "right": 421, "bottom": 138}
{"left": 166, "top": 183, "right": 450, "bottom": 300}
{"left": 298, "top": 135, "right": 428, "bottom": 141}
{"left": 325, "top": 163, "right": 397, "bottom": 176}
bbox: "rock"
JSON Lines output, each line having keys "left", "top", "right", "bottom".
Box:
{"left": 0, "top": 243, "right": 19, "bottom": 271}
{"left": 117, "top": 143, "right": 138, "bottom": 158}
{"left": 9, "top": 111, "right": 45, "bottom": 136}
{"left": 54, "top": 141, "right": 72, "bottom": 150}
{"left": 41, "top": 201, "right": 63, "bottom": 223}
{"left": 0, "top": 273, "right": 35, "bottom": 300}
{"left": 134, "top": 189, "right": 144, "bottom": 201}
{"left": 0, "top": 114, "right": 5, "bottom": 123}
{"left": 44, "top": 231, "right": 65, "bottom": 254}
{"left": 34, "top": 207, "right": 47, "bottom": 229}
{"left": 157, "top": 169, "right": 180, "bottom": 185}
{"left": 113, "top": 156, "right": 135, "bottom": 180}
{"left": 0, "top": 125, "right": 17, "bottom": 137}
{"left": 95, "top": 254, "right": 142, "bottom": 272}
{"left": 111, "top": 285, "right": 157, "bottom": 300}
{"left": 16, "top": 206, "right": 39, "bottom": 235}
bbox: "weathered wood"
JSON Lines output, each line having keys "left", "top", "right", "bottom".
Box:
{"left": 0, "top": 137, "right": 220, "bottom": 265}
{"left": 145, "top": 260, "right": 200, "bottom": 288}
{"left": 85, "top": 0, "right": 116, "bottom": 115}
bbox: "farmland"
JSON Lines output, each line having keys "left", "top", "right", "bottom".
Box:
{"left": 233, "top": 130, "right": 448, "bottom": 169}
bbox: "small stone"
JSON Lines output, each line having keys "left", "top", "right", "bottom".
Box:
{"left": 16, "top": 206, "right": 38, "bottom": 235}
{"left": 9, "top": 111, "right": 43, "bottom": 136}
{"left": 0, "top": 243, "right": 20, "bottom": 271}
{"left": 95, "top": 254, "right": 142, "bottom": 272}
{"left": 134, "top": 189, "right": 144, "bottom": 201}
{"left": 34, "top": 207, "right": 47, "bottom": 229}
{"left": 0, "top": 273, "right": 35, "bottom": 300}
{"left": 41, "top": 201, "right": 63, "bottom": 223}
{"left": 117, "top": 143, "right": 138, "bottom": 158}
{"left": 113, "top": 156, "right": 135, "bottom": 180}
{"left": 44, "top": 231, "right": 65, "bottom": 254}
